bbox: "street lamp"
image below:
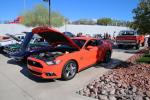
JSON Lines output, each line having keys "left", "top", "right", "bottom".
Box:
{"left": 23, "top": 0, "right": 26, "bottom": 12}
{"left": 43, "top": 0, "right": 51, "bottom": 26}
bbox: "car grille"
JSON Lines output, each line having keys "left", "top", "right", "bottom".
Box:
{"left": 28, "top": 60, "right": 43, "bottom": 68}
{"left": 116, "top": 40, "right": 136, "bottom": 43}
{"left": 29, "top": 69, "right": 42, "bottom": 75}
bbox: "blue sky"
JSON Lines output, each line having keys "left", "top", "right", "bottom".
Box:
{"left": 0, "top": 0, "right": 139, "bottom": 21}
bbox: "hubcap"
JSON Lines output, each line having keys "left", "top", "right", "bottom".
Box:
{"left": 65, "top": 62, "right": 77, "bottom": 78}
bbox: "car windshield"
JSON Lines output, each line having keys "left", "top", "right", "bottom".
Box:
{"left": 72, "top": 39, "right": 86, "bottom": 48}
{"left": 119, "top": 31, "right": 135, "bottom": 36}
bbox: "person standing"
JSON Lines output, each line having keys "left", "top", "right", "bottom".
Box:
{"left": 113, "top": 31, "right": 116, "bottom": 40}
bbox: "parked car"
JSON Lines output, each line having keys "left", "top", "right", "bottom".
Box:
{"left": 27, "top": 26, "right": 112, "bottom": 80}
{"left": 9, "top": 32, "right": 51, "bottom": 61}
{"left": 0, "top": 34, "right": 25, "bottom": 51}
{"left": 116, "top": 30, "right": 145, "bottom": 49}
{"left": 4, "top": 35, "right": 43, "bottom": 54}
{"left": 63, "top": 32, "right": 75, "bottom": 37}
{"left": 0, "top": 36, "right": 10, "bottom": 41}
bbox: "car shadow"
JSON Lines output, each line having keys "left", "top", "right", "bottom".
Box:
{"left": 114, "top": 46, "right": 146, "bottom": 53}
{"left": 95, "top": 58, "right": 134, "bottom": 69}
{"left": 0, "top": 51, "right": 11, "bottom": 58}
{"left": 7, "top": 59, "right": 55, "bottom": 83}
{"left": 95, "top": 58, "right": 122, "bottom": 69}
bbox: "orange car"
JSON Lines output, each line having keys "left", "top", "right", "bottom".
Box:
{"left": 27, "top": 26, "right": 112, "bottom": 80}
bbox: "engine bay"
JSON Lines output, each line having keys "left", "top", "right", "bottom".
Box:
{"left": 31, "top": 45, "right": 78, "bottom": 61}
{"left": 32, "top": 51, "right": 64, "bottom": 61}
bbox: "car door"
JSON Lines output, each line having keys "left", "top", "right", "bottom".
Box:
{"left": 79, "top": 39, "right": 99, "bottom": 69}
{"left": 96, "top": 40, "right": 105, "bottom": 62}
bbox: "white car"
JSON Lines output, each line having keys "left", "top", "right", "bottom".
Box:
{"left": 0, "top": 34, "right": 25, "bottom": 50}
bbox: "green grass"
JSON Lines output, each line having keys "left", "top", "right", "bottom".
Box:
{"left": 137, "top": 54, "right": 150, "bottom": 63}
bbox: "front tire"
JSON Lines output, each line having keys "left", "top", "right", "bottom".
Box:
{"left": 118, "top": 45, "right": 122, "bottom": 49}
{"left": 61, "top": 60, "right": 77, "bottom": 80}
{"left": 135, "top": 44, "right": 140, "bottom": 50}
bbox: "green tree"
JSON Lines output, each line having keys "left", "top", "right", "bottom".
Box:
{"left": 111, "top": 19, "right": 131, "bottom": 27}
{"left": 22, "top": 4, "right": 65, "bottom": 27}
{"left": 72, "top": 19, "right": 96, "bottom": 25}
{"left": 97, "top": 18, "right": 112, "bottom": 25}
{"left": 132, "top": 0, "right": 150, "bottom": 34}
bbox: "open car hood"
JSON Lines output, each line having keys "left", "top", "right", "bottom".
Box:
{"left": 6, "top": 34, "right": 21, "bottom": 42}
{"left": 32, "top": 26, "right": 80, "bottom": 50}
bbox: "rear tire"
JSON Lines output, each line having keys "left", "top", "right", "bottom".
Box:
{"left": 141, "top": 41, "right": 145, "bottom": 47}
{"left": 118, "top": 45, "right": 122, "bottom": 49}
{"left": 135, "top": 44, "right": 140, "bottom": 50}
{"left": 104, "top": 51, "right": 111, "bottom": 63}
{"left": 61, "top": 60, "right": 77, "bottom": 80}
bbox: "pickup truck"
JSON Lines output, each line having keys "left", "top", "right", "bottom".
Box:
{"left": 116, "top": 30, "right": 145, "bottom": 49}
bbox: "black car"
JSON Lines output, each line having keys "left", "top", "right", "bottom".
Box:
{"left": 63, "top": 32, "right": 75, "bottom": 37}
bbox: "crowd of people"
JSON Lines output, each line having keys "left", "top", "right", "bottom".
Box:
{"left": 76, "top": 32, "right": 116, "bottom": 40}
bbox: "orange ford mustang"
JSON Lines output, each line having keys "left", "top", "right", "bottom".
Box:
{"left": 27, "top": 26, "right": 112, "bottom": 80}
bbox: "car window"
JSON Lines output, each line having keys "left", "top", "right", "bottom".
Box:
{"left": 86, "top": 40, "right": 98, "bottom": 47}
{"left": 34, "top": 38, "right": 44, "bottom": 43}
{"left": 119, "top": 31, "right": 135, "bottom": 36}
{"left": 72, "top": 39, "right": 86, "bottom": 48}
{"left": 21, "top": 36, "right": 24, "bottom": 39}
{"left": 97, "top": 40, "right": 103, "bottom": 45}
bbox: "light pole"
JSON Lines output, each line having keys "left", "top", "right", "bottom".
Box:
{"left": 65, "top": 18, "right": 68, "bottom": 32}
{"left": 43, "top": 0, "right": 51, "bottom": 26}
{"left": 23, "top": 0, "right": 26, "bottom": 12}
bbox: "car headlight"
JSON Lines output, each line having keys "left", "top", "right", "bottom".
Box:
{"left": 46, "top": 60, "right": 61, "bottom": 65}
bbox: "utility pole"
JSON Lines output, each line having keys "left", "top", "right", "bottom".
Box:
{"left": 49, "top": 0, "right": 51, "bottom": 26}
{"left": 65, "top": 19, "right": 67, "bottom": 32}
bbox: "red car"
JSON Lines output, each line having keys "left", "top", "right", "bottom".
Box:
{"left": 27, "top": 26, "right": 112, "bottom": 80}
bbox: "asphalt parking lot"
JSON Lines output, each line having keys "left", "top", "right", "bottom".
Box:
{"left": 0, "top": 48, "right": 142, "bottom": 100}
